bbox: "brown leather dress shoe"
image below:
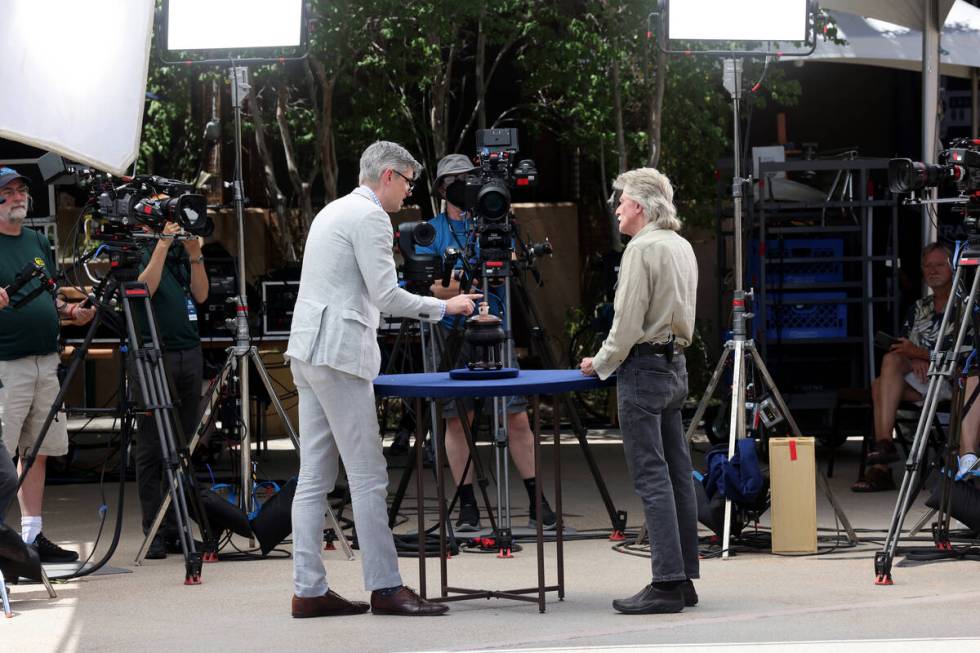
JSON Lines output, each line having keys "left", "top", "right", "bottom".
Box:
{"left": 370, "top": 586, "right": 449, "bottom": 616}
{"left": 292, "top": 590, "right": 370, "bottom": 618}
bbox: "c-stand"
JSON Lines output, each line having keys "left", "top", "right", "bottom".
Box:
{"left": 875, "top": 241, "right": 980, "bottom": 584}
{"left": 3, "top": 245, "right": 213, "bottom": 584}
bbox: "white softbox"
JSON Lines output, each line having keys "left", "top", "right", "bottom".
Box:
{"left": 0, "top": 1, "right": 155, "bottom": 175}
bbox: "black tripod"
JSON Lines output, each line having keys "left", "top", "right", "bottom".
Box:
{"left": 875, "top": 243, "right": 980, "bottom": 584}
{"left": 509, "top": 236, "right": 626, "bottom": 536}
{"left": 4, "top": 250, "right": 215, "bottom": 584}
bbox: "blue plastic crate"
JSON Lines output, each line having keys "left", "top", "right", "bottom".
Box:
{"left": 765, "top": 291, "right": 847, "bottom": 341}
{"left": 748, "top": 238, "right": 844, "bottom": 286}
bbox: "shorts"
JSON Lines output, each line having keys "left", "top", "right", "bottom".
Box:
{"left": 430, "top": 324, "right": 528, "bottom": 419}
{"left": 0, "top": 353, "right": 69, "bottom": 457}
{"left": 903, "top": 372, "right": 952, "bottom": 402}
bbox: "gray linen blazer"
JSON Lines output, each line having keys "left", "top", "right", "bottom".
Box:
{"left": 285, "top": 187, "right": 444, "bottom": 380}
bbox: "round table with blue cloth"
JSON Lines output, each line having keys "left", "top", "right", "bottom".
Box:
{"left": 373, "top": 368, "right": 614, "bottom": 612}
{"left": 374, "top": 368, "right": 612, "bottom": 398}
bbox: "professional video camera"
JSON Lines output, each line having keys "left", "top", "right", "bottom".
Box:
{"left": 396, "top": 220, "right": 441, "bottom": 292}
{"left": 889, "top": 137, "right": 980, "bottom": 228}
{"left": 465, "top": 128, "right": 538, "bottom": 281}
{"left": 91, "top": 175, "right": 213, "bottom": 239}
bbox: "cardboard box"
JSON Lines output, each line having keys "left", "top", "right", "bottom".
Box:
{"left": 769, "top": 437, "right": 817, "bottom": 553}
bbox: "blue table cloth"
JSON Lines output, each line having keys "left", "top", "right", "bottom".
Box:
{"left": 374, "top": 369, "right": 614, "bottom": 398}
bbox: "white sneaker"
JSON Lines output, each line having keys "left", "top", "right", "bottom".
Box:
{"left": 955, "top": 453, "right": 979, "bottom": 481}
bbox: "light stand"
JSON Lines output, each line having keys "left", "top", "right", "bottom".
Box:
{"left": 681, "top": 58, "right": 856, "bottom": 556}
{"left": 135, "top": 65, "right": 352, "bottom": 562}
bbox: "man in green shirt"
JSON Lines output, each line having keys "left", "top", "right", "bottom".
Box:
{"left": 133, "top": 221, "right": 209, "bottom": 559}
{"left": 0, "top": 167, "right": 95, "bottom": 562}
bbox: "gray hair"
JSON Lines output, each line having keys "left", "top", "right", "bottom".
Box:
{"left": 921, "top": 242, "right": 952, "bottom": 265}
{"left": 614, "top": 167, "right": 681, "bottom": 232}
{"left": 359, "top": 141, "right": 422, "bottom": 185}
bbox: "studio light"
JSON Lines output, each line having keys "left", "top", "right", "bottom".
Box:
{"left": 164, "top": 0, "right": 304, "bottom": 52}
{"left": 0, "top": 0, "right": 155, "bottom": 175}
{"left": 665, "top": 0, "right": 809, "bottom": 42}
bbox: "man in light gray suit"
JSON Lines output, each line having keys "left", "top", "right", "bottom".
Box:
{"left": 287, "top": 141, "right": 481, "bottom": 618}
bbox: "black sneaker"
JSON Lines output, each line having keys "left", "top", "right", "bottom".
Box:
{"left": 145, "top": 534, "right": 168, "bottom": 560}
{"left": 455, "top": 503, "right": 481, "bottom": 533}
{"left": 528, "top": 498, "right": 558, "bottom": 531}
{"left": 165, "top": 537, "right": 205, "bottom": 554}
{"left": 33, "top": 532, "right": 79, "bottom": 563}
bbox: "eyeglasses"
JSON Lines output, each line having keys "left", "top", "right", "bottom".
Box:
{"left": 0, "top": 185, "right": 30, "bottom": 199}
{"left": 391, "top": 169, "right": 416, "bottom": 193}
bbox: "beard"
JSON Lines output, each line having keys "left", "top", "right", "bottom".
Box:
{"left": 1, "top": 208, "right": 27, "bottom": 226}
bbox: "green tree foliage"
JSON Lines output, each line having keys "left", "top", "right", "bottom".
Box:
{"left": 138, "top": 1, "right": 840, "bottom": 253}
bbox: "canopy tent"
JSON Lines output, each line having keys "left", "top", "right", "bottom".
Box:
{"left": 812, "top": 1, "right": 966, "bottom": 246}
{"left": 791, "top": 0, "right": 980, "bottom": 79}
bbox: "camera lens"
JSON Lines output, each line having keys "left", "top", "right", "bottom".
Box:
{"left": 477, "top": 179, "right": 510, "bottom": 221}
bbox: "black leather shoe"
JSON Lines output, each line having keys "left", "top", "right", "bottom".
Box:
{"left": 612, "top": 583, "right": 684, "bottom": 614}
{"left": 292, "top": 590, "right": 370, "bottom": 618}
{"left": 145, "top": 535, "right": 167, "bottom": 560}
{"left": 681, "top": 579, "right": 698, "bottom": 607}
{"left": 370, "top": 586, "right": 449, "bottom": 616}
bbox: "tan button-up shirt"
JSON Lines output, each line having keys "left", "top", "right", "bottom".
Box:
{"left": 592, "top": 223, "right": 698, "bottom": 380}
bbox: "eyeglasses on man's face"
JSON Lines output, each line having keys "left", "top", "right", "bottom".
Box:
{"left": 0, "top": 184, "right": 30, "bottom": 200}
{"left": 391, "top": 169, "right": 416, "bottom": 193}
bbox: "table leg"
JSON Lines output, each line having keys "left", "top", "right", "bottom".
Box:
{"left": 415, "top": 397, "right": 426, "bottom": 598}
{"left": 533, "top": 395, "right": 545, "bottom": 613}
{"left": 436, "top": 402, "right": 448, "bottom": 597}
{"left": 555, "top": 393, "right": 565, "bottom": 600}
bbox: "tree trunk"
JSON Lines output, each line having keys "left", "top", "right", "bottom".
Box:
{"left": 476, "top": 6, "right": 487, "bottom": 131}
{"left": 309, "top": 57, "right": 339, "bottom": 203}
{"left": 647, "top": 47, "right": 667, "bottom": 168}
{"left": 275, "top": 84, "right": 314, "bottom": 239}
{"left": 611, "top": 61, "right": 627, "bottom": 174}
{"left": 247, "top": 81, "right": 296, "bottom": 262}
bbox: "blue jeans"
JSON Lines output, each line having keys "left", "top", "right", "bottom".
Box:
{"left": 617, "top": 350, "right": 700, "bottom": 582}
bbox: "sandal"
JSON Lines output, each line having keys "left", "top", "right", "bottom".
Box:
{"left": 865, "top": 440, "right": 901, "bottom": 466}
{"left": 851, "top": 466, "right": 896, "bottom": 493}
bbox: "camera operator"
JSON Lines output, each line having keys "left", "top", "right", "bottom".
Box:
{"left": 416, "top": 154, "right": 557, "bottom": 532}
{"left": 132, "top": 220, "right": 208, "bottom": 559}
{"left": 0, "top": 166, "right": 95, "bottom": 562}
{"left": 580, "top": 167, "right": 699, "bottom": 615}
{"left": 852, "top": 243, "right": 956, "bottom": 492}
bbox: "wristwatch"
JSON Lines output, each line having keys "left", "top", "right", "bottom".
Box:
{"left": 190, "top": 255, "right": 205, "bottom": 265}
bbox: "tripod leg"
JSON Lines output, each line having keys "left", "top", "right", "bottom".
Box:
{"left": 249, "top": 347, "right": 299, "bottom": 450}
{"left": 40, "top": 567, "right": 56, "bottom": 598}
{"left": 721, "top": 340, "right": 745, "bottom": 560}
{"left": 247, "top": 349, "right": 354, "bottom": 561}
{"left": 684, "top": 342, "right": 734, "bottom": 442}
{"left": 454, "top": 397, "right": 498, "bottom": 533}
{"left": 0, "top": 568, "right": 11, "bottom": 618}
{"left": 510, "top": 277, "right": 624, "bottom": 533}
{"left": 747, "top": 344, "right": 858, "bottom": 544}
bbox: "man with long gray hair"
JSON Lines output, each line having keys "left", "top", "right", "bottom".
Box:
{"left": 286, "top": 141, "right": 481, "bottom": 618}
{"left": 580, "top": 167, "right": 700, "bottom": 614}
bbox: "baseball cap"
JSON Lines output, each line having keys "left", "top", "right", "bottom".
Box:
{"left": 0, "top": 167, "right": 30, "bottom": 190}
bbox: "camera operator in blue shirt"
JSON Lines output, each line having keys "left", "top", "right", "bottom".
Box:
{"left": 415, "top": 154, "right": 556, "bottom": 532}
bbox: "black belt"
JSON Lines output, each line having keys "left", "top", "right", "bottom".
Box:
{"left": 631, "top": 340, "right": 681, "bottom": 362}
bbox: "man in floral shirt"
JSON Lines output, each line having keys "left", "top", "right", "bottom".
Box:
{"left": 854, "top": 243, "right": 955, "bottom": 492}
